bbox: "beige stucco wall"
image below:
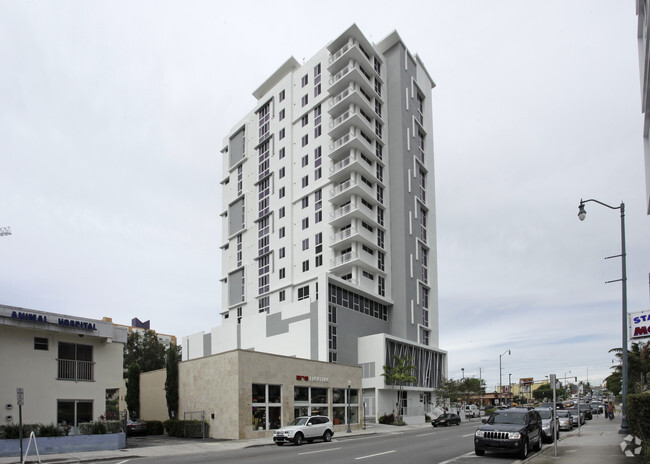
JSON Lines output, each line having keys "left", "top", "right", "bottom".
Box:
{"left": 179, "top": 350, "right": 240, "bottom": 439}
{"left": 140, "top": 368, "right": 168, "bottom": 421}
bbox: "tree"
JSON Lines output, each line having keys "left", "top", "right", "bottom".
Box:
{"left": 459, "top": 377, "right": 485, "bottom": 406}
{"left": 533, "top": 383, "right": 552, "bottom": 401}
{"left": 382, "top": 354, "right": 417, "bottom": 418}
{"left": 125, "top": 362, "right": 141, "bottom": 419}
{"left": 123, "top": 330, "right": 167, "bottom": 377}
{"left": 165, "top": 344, "right": 181, "bottom": 419}
{"left": 608, "top": 341, "right": 650, "bottom": 396}
{"left": 433, "top": 378, "right": 461, "bottom": 407}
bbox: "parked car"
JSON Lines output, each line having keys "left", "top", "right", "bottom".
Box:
{"left": 126, "top": 419, "right": 147, "bottom": 436}
{"left": 534, "top": 408, "right": 559, "bottom": 443}
{"left": 578, "top": 403, "right": 593, "bottom": 420}
{"left": 566, "top": 408, "right": 586, "bottom": 426}
{"left": 556, "top": 410, "right": 574, "bottom": 431}
{"left": 590, "top": 401, "right": 604, "bottom": 415}
{"left": 272, "top": 416, "right": 334, "bottom": 446}
{"left": 474, "top": 408, "right": 543, "bottom": 459}
{"left": 432, "top": 413, "right": 461, "bottom": 427}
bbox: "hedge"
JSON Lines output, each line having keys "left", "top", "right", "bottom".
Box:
{"left": 626, "top": 392, "right": 650, "bottom": 463}
{"left": 163, "top": 420, "right": 209, "bottom": 438}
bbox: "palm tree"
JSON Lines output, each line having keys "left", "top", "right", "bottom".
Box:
{"left": 382, "top": 354, "right": 417, "bottom": 419}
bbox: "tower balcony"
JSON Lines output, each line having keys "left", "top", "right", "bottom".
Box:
{"left": 329, "top": 105, "right": 375, "bottom": 141}
{"left": 329, "top": 150, "right": 375, "bottom": 183}
{"left": 328, "top": 61, "right": 377, "bottom": 102}
{"left": 329, "top": 200, "right": 375, "bottom": 228}
{"left": 329, "top": 126, "right": 375, "bottom": 160}
{"left": 329, "top": 176, "right": 375, "bottom": 203}
{"left": 328, "top": 83, "right": 374, "bottom": 117}
{"left": 327, "top": 38, "right": 373, "bottom": 76}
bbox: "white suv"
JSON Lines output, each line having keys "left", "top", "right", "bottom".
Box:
{"left": 273, "top": 416, "right": 334, "bottom": 446}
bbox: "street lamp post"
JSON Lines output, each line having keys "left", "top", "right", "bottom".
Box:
{"left": 577, "top": 199, "right": 629, "bottom": 434}
{"left": 499, "top": 349, "right": 511, "bottom": 406}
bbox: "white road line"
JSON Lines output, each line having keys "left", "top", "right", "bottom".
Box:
{"left": 438, "top": 451, "right": 475, "bottom": 464}
{"left": 356, "top": 450, "right": 396, "bottom": 460}
{"left": 298, "top": 447, "right": 341, "bottom": 455}
{"left": 462, "top": 433, "right": 475, "bottom": 437}
{"left": 416, "top": 432, "right": 437, "bottom": 437}
{"left": 115, "top": 460, "right": 131, "bottom": 464}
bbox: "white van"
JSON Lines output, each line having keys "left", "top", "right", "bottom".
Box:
{"left": 464, "top": 405, "right": 479, "bottom": 418}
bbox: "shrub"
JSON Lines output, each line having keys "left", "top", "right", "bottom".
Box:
{"left": 105, "top": 420, "right": 123, "bottom": 434}
{"left": 145, "top": 420, "right": 164, "bottom": 435}
{"left": 38, "top": 423, "right": 62, "bottom": 437}
{"left": 378, "top": 413, "right": 395, "bottom": 425}
{"left": 79, "top": 421, "right": 107, "bottom": 435}
{"left": 626, "top": 392, "right": 650, "bottom": 462}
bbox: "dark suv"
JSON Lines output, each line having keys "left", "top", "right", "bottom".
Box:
{"left": 474, "top": 408, "right": 543, "bottom": 459}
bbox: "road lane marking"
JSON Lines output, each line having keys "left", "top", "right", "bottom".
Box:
{"left": 416, "top": 432, "right": 437, "bottom": 437}
{"left": 298, "top": 447, "right": 341, "bottom": 455}
{"left": 438, "top": 451, "right": 475, "bottom": 464}
{"left": 116, "top": 461, "right": 131, "bottom": 464}
{"left": 356, "top": 450, "right": 396, "bottom": 460}
{"left": 462, "top": 433, "right": 474, "bottom": 437}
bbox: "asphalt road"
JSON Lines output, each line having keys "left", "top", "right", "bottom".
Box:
{"left": 95, "top": 420, "right": 536, "bottom": 464}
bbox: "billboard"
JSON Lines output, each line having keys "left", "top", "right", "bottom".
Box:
{"left": 629, "top": 310, "right": 650, "bottom": 340}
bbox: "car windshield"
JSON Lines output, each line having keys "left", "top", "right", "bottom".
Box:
{"left": 438, "top": 414, "right": 450, "bottom": 419}
{"left": 536, "top": 410, "right": 552, "bottom": 419}
{"left": 288, "top": 417, "right": 309, "bottom": 426}
{"left": 488, "top": 411, "right": 527, "bottom": 425}
{"left": 557, "top": 411, "right": 570, "bottom": 417}
{"left": 578, "top": 404, "right": 590, "bottom": 410}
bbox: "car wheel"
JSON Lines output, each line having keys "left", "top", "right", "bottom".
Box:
{"left": 323, "top": 430, "right": 332, "bottom": 442}
{"left": 533, "top": 435, "right": 542, "bottom": 452}
{"left": 519, "top": 439, "right": 529, "bottom": 460}
{"left": 475, "top": 448, "right": 485, "bottom": 456}
{"left": 432, "top": 423, "right": 438, "bottom": 427}
{"left": 294, "top": 433, "right": 304, "bottom": 446}
{"left": 457, "top": 420, "right": 461, "bottom": 426}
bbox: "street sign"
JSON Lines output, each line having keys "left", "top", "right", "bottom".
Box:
{"left": 16, "top": 388, "right": 24, "bottom": 406}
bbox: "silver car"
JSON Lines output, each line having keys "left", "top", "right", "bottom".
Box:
{"left": 556, "top": 410, "right": 573, "bottom": 431}
{"left": 273, "top": 416, "right": 334, "bottom": 446}
{"left": 535, "top": 408, "right": 559, "bottom": 443}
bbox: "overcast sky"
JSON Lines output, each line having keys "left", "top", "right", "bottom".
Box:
{"left": 2, "top": 0, "right": 649, "bottom": 393}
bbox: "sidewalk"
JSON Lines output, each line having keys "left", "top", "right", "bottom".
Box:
{"left": 529, "top": 414, "right": 643, "bottom": 464}
{"left": 0, "top": 416, "right": 643, "bottom": 464}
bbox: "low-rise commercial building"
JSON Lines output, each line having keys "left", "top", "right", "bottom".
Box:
{"left": 0, "top": 304, "right": 127, "bottom": 433}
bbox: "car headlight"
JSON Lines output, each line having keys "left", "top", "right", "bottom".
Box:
{"left": 475, "top": 430, "right": 485, "bottom": 437}
{"left": 542, "top": 424, "right": 551, "bottom": 433}
{"left": 509, "top": 432, "right": 521, "bottom": 439}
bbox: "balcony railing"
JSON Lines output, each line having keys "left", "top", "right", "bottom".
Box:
{"left": 57, "top": 359, "right": 94, "bottom": 382}
{"left": 332, "top": 227, "right": 355, "bottom": 243}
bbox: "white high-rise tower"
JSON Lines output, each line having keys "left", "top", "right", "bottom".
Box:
{"left": 185, "top": 24, "right": 447, "bottom": 420}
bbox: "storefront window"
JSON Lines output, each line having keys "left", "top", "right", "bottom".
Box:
{"left": 269, "top": 385, "right": 281, "bottom": 404}
{"left": 252, "top": 384, "right": 281, "bottom": 431}
{"left": 252, "top": 384, "right": 266, "bottom": 404}
{"left": 332, "top": 407, "right": 345, "bottom": 425}
{"left": 311, "top": 388, "right": 328, "bottom": 404}
{"left": 294, "top": 387, "right": 309, "bottom": 402}
{"left": 57, "top": 400, "right": 93, "bottom": 435}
